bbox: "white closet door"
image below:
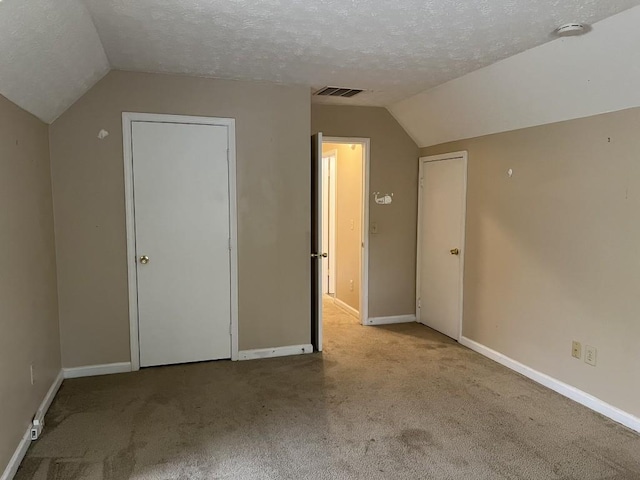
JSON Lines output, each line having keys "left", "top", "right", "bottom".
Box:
{"left": 418, "top": 156, "right": 466, "bottom": 340}
{"left": 132, "top": 121, "right": 231, "bottom": 367}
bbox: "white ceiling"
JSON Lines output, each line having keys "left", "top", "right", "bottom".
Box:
{"left": 1, "top": 0, "right": 639, "bottom": 123}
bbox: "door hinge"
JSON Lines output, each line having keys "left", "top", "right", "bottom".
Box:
{"left": 420, "top": 178, "right": 424, "bottom": 188}
{"left": 229, "top": 238, "right": 232, "bottom": 251}
{"left": 417, "top": 298, "right": 422, "bottom": 309}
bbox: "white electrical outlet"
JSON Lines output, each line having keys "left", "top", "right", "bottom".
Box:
{"left": 585, "top": 345, "right": 597, "bottom": 366}
{"left": 31, "top": 420, "right": 43, "bottom": 440}
{"left": 370, "top": 222, "right": 378, "bottom": 234}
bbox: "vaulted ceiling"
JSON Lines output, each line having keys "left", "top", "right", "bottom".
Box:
{"left": 1, "top": 0, "right": 639, "bottom": 123}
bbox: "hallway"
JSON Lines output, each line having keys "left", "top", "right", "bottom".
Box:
{"left": 15, "top": 301, "right": 640, "bottom": 479}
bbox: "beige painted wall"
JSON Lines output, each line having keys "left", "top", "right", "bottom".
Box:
{"left": 312, "top": 105, "right": 419, "bottom": 318}
{"left": 49, "top": 71, "right": 311, "bottom": 367}
{"left": 423, "top": 107, "right": 640, "bottom": 417}
{"left": 323, "top": 143, "right": 363, "bottom": 311}
{"left": 0, "top": 95, "right": 61, "bottom": 471}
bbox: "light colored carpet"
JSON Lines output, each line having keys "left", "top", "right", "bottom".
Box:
{"left": 15, "top": 298, "right": 640, "bottom": 479}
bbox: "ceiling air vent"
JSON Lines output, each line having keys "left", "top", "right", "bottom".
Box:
{"left": 314, "top": 86, "right": 363, "bottom": 98}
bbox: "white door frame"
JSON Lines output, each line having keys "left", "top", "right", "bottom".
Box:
{"left": 416, "top": 151, "right": 467, "bottom": 341}
{"left": 122, "top": 112, "right": 239, "bottom": 371}
{"left": 323, "top": 137, "right": 370, "bottom": 325}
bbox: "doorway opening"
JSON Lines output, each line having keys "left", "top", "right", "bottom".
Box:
{"left": 311, "top": 134, "right": 370, "bottom": 352}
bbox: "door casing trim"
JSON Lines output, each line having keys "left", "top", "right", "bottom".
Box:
{"left": 416, "top": 151, "right": 468, "bottom": 341}
{"left": 122, "top": 112, "right": 239, "bottom": 371}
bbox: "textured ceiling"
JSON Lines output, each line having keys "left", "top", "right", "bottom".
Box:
{"left": 0, "top": 0, "right": 109, "bottom": 123}
{"left": 83, "top": 0, "right": 640, "bottom": 107}
{"left": 1, "top": 0, "right": 640, "bottom": 122}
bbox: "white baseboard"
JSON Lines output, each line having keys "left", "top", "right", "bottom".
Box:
{"left": 63, "top": 362, "right": 132, "bottom": 379}
{"left": 33, "top": 370, "right": 63, "bottom": 428}
{"left": 460, "top": 337, "right": 640, "bottom": 433}
{"left": 1, "top": 369, "right": 64, "bottom": 480}
{"left": 239, "top": 344, "right": 314, "bottom": 361}
{"left": 1, "top": 428, "right": 31, "bottom": 480}
{"left": 333, "top": 298, "right": 359, "bottom": 318}
{"left": 366, "top": 314, "right": 417, "bottom": 326}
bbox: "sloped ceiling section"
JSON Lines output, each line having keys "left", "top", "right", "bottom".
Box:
{"left": 0, "top": 0, "right": 110, "bottom": 123}
{"left": 83, "top": 0, "right": 640, "bottom": 108}
{"left": 388, "top": 5, "right": 640, "bottom": 147}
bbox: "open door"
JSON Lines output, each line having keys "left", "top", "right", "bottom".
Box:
{"left": 311, "top": 132, "right": 325, "bottom": 351}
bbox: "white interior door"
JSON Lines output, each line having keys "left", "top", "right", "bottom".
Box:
{"left": 321, "top": 153, "right": 336, "bottom": 295}
{"left": 132, "top": 121, "right": 232, "bottom": 367}
{"left": 417, "top": 154, "right": 467, "bottom": 340}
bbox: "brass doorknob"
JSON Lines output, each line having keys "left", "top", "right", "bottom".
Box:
{"left": 450, "top": 248, "right": 459, "bottom": 256}
{"left": 139, "top": 255, "right": 150, "bottom": 264}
